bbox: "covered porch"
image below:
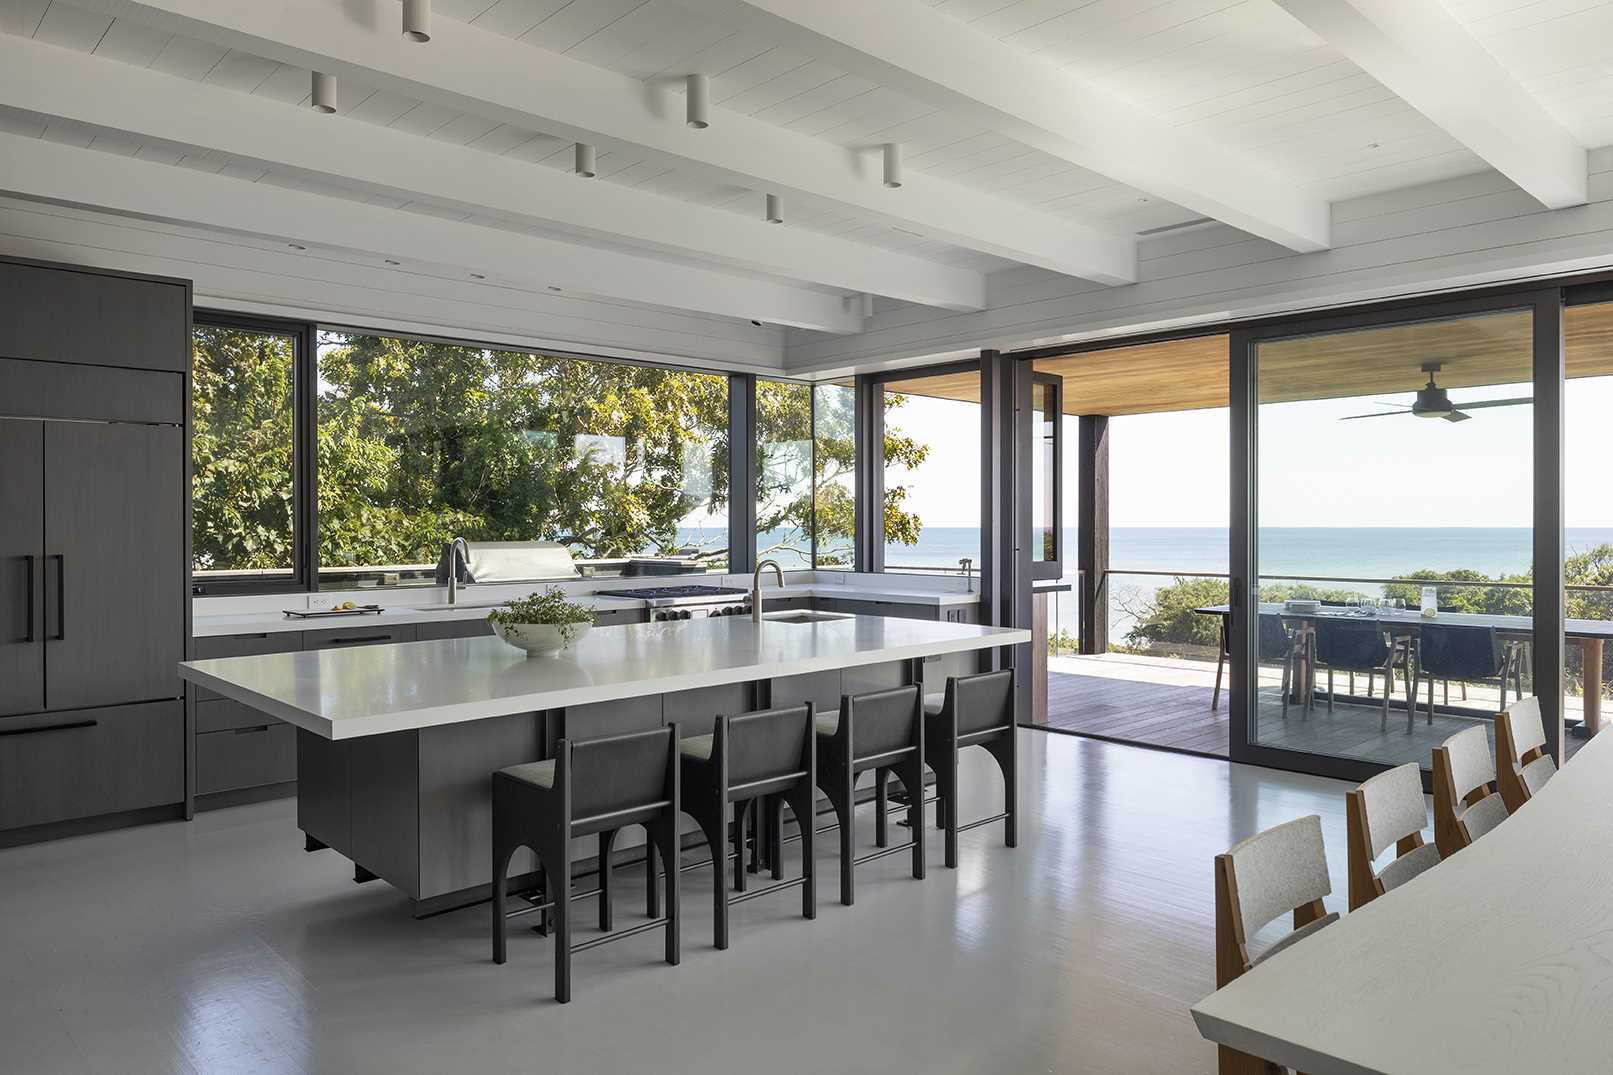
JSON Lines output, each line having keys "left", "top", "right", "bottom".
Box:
{"left": 1038, "top": 651, "right": 1592, "bottom": 767}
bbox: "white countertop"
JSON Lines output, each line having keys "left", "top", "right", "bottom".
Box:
{"left": 1191, "top": 729, "right": 1613, "bottom": 1074}
{"left": 191, "top": 581, "right": 981, "bottom": 637}
{"left": 179, "top": 614, "right": 1028, "bottom": 740}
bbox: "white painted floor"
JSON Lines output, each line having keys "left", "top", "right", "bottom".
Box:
{"left": 0, "top": 731, "right": 1363, "bottom": 1075}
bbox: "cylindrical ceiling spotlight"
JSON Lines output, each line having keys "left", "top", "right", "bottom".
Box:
{"left": 765, "top": 193, "right": 782, "bottom": 224}
{"left": 686, "top": 74, "right": 710, "bottom": 129}
{"left": 882, "top": 142, "right": 904, "bottom": 188}
{"left": 574, "top": 143, "right": 596, "bottom": 178}
{"left": 311, "top": 72, "right": 337, "bottom": 114}
{"left": 402, "top": 0, "right": 431, "bottom": 42}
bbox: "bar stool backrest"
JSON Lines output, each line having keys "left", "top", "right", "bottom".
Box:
{"left": 1418, "top": 623, "right": 1503, "bottom": 679}
{"left": 1443, "top": 725, "right": 1497, "bottom": 799}
{"left": 566, "top": 726, "right": 677, "bottom": 826}
{"left": 947, "top": 668, "right": 1014, "bottom": 736}
{"left": 724, "top": 704, "right": 813, "bottom": 788}
{"left": 1313, "top": 618, "right": 1389, "bottom": 669}
{"left": 843, "top": 685, "right": 921, "bottom": 760}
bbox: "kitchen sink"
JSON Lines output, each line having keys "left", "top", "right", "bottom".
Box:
{"left": 763, "top": 610, "right": 854, "bottom": 625}
{"left": 413, "top": 601, "right": 504, "bottom": 611}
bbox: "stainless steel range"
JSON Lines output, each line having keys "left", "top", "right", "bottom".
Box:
{"left": 604, "top": 584, "right": 752, "bottom": 621}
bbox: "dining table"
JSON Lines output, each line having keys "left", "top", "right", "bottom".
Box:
{"left": 1190, "top": 720, "right": 1613, "bottom": 1074}
{"left": 1194, "top": 603, "right": 1611, "bottom": 733}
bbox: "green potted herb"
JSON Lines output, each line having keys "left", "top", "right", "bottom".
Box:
{"left": 488, "top": 588, "right": 596, "bottom": 657}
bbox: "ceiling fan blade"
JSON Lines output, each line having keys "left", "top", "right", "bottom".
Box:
{"left": 1443, "top": 410, "right": 1472, "bottom": 423}
{"left": 1340, "top": 410, "right": 1410, "bottom": 420}
{"left": 1451, "top": 396, "right": 1532, "bottom": 411}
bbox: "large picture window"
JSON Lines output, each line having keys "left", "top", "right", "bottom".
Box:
{"left": 191, "top": 321, "right": 299, "bottom": 586}
{"left": 314, "top": 332, "right": 729, "bottom": 586}
{"left": 752, "top": 379, "right": 858, "bottom": 571}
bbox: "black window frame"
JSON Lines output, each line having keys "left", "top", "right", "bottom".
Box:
{"left": 188, "top": 309, "right": 315, "bottom": 596}
{"left": 863, "top": 359, "right": 985, "bottom": 577}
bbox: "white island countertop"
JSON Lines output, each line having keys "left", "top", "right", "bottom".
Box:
{"left": 179, "top": 614, "right": 1029, "bottom": 740}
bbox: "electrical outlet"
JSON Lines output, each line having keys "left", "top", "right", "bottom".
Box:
{"left": 306, "top": 594, "right": 340, "bottom": 611}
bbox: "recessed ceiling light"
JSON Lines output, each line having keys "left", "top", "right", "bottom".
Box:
{"left": 547, "top": 286, "right": 563, "bottom": 292}
{"left": 750, "top": 319, "right": 763, "bottom": 327}
{"left": 403, "top": 0, "right": 430, "bottom": 42}
{"left": 1137, "top": 196, "right": 1150, "bottom": 203}
{"left": 470, "top": 273, "right": 486, "bottom": 280}
{"left": 385, "top": 259, "right": 401, "bottom": 266}
{"left": 1367, "top": 142, "right": 1381, "bottom": 149}
{"left": 287, "top": 242, "right": 306, "bottom": 251}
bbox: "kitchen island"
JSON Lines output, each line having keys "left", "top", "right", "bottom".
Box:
{"left": 178, "top": 614, "right": 1029, "bottom": 914}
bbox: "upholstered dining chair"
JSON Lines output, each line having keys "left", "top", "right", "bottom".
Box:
{"left": 1344, "top": 763, "right": 1440, "bottom": 911}
{"left": 1495, "top": 696, "right": 1557, "bottom": 811}
{"left": 1431, "top": 725, "right": 1509, "bottom": 857}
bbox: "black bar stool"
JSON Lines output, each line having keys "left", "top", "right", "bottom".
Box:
{"left": 679, "top": 703, "right": 817, "bottom": 949}
{"left": 925, "top": 669, "right": 1016, "bottom": 869}
{"left": 491, "top": 724, "right": 681, "bottom": 1004}
{"left": 816, "top": 685, "right": 926, "bottom": 906}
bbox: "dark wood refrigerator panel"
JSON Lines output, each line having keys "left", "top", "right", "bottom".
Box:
{"left": 44, "top": 422, "right": 184, "bottom": 711}
{"left": 0, "top": 420, "right": 44, "bottom": 717}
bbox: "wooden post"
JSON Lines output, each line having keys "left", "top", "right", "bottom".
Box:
{"left": 1077, "top": 415, "right": 1109, "bottom": 655}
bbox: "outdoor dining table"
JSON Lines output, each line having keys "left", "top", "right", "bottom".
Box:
{"left": 1194, "top": 603, "right": 1613, "bottom": 733}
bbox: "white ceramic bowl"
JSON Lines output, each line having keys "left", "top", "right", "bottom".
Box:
{"left": 490, "top": 619, "right": 592, "bottom": 657}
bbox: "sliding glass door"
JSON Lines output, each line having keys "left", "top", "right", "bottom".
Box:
{"left": 1231, "top": 294, "right": 1564, "bottom": 780}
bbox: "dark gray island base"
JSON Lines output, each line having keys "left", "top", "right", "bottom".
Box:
{"left": 297, "top": 658, "right": 952, "bottom": 916}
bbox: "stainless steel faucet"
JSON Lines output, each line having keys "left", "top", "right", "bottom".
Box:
{"left": 447, "top": 537, "right": 470, "bottom": 605}
{"left": 959, "top": 557, "right": 974, "bottom": 593}
{"left": 752, "top": 559, "right": 783, "bottom": 623}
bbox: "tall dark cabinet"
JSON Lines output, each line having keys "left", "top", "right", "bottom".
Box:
{"left": 0, "top": 257, "right": 190, "bottom": 845}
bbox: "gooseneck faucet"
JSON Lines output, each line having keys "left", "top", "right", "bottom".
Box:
{"left": 752, "top": 559, "right": 783, "bottom": 623}
{"left": 447, "top": 537, "right": 470, "bottom": 605}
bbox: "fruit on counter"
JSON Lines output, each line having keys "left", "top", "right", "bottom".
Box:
{"left": 337, "top": 600, "right": 358, "bottom": 610}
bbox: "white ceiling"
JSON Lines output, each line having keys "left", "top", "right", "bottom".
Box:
{"left": 0, "top": 0, "right": 1610, "bottom": 345}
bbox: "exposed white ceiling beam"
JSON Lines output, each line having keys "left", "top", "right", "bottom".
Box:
{"left": 73, "top": 0, "right": 1137, "bottom": 285}
{"left": 677, "top": 0, "right": 1331, "bottom": 253}
{"left": 0, "top": 132, "right": 862, "bottom": 333}
{"left": 0, "top": 35, "right": 984, "bottom": 312}
{"left": 1270, "top": 0, "right": 1586, "bottom": 209}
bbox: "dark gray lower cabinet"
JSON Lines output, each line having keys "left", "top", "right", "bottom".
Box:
{"left": 0, "top": 701, "right": 183, "bottom": 831}
{"left": 192, "top": 632, "right": 303, "bottom": 808}
{"left": 415, "top": 618, "right": 494, "bottom": 641}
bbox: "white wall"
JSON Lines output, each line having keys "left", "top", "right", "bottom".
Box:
{"left": 785, "top": 149, "right": 1613, "bottom": 374}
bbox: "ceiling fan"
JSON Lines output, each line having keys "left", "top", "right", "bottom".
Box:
{"left": 1340, "top": 362, "right": 1531, "bottom": 423}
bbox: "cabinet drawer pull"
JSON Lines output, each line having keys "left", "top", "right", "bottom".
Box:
{"left": 234, "top": 725, "right": 271, "bottom": 735}
{"left": 325, "top": 634, "right": 390, "bottom": 645}
{"left": 230, "top": 633, "right": 270, "bottom": 640}
{"left": 0, "top": 718, "right": 97, "bottom": 738}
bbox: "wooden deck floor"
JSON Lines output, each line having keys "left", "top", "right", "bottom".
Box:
{"left": 1038, "top": 652, "right": 1589, "bottom": 767}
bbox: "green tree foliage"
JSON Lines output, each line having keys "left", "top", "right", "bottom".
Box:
{"left": 193, "top": 333, "right": 930, "bottom": 576}
{"left": 190, "top": 326, "right": 296, "bottom": 572}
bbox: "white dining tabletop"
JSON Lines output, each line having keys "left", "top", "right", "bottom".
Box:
{"left": 1191, "top": 728, "right": 1613, "bottom": 1074}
